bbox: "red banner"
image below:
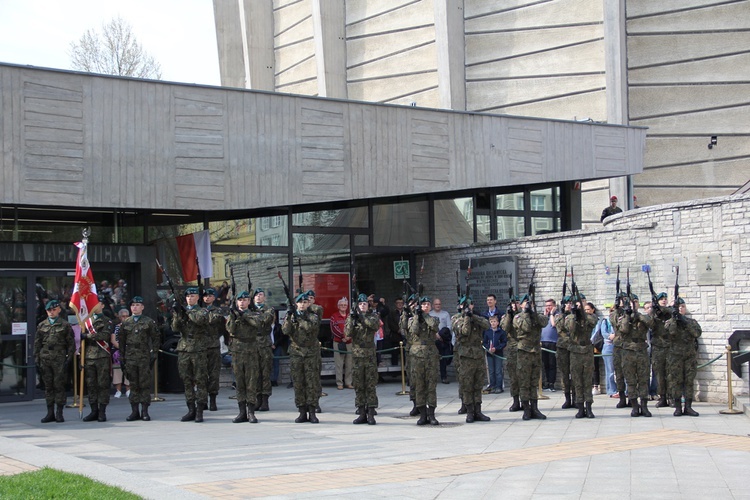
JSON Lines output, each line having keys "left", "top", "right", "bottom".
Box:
{"left": 69, "top": 238, "right": 102, "bottom": 326}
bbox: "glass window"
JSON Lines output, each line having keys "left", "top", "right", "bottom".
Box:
{"left": 496, "top": 193, "right": 524, "bottom": 211}
{"left": 531, "top": 217, "right": 554, "bottom": 235}
{"left": 435, "top": 198, "right": 474, "bottom": 247}
{"left": 477, "top": 215, "right": 491, "bottom": 241}
{"left": 373, "top": 200, "right": 429, "bottom": 247}
{"left": 271, "top": 234, "right": 281, "bottom": 246}
{"left": 530, "top": 187, "right": 556, "bottom": 212}
{"left": 208, "top": 219, "right": 255, "bottom": 245}
{"left": 261, "top": 218, "right": 270, "bottom": 231}
{"left": 293, "top": 207, "right": 368, "bottom": 228}
{"left": 208, "top": 252, "right": 289, "bottom": 310}
{"left": 496, "top": 216, "right": 525, "bottom": 239}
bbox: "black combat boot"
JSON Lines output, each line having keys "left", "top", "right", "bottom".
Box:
{"left": 509, "top": 395, "right": 522, "bottom": 412}
{"left": 82, "top": 404, "right": 99, "bottom": 422}
{"left": 457, "top": 399, "right": 467, "bottom": 415}
{"left": 465, "top": 404, "right": 475, "bottom": 423}
{"left": 416, "top": 406, "right": 428, "bottom": 426}
{"left": 683, "top": 399, "right": 699, "bottom": 417}
{"left": 474, "top": 403, "right": 491, "bottom": 422}
{"left": 315, "top": 404, "right": 322, "bottom": 414}
{"left": 585, "top": 401, "right": 595, "bottom": 418}
{"left": 575, "top": 402, "right": 586, "bottom": 419}
{"left": 673, "top": 399, "right": 683, "bottom": 417}
{"left": 522, "top": 401, "right": 532, "bottom": 421}
{"left": 127, "top": 403, "right": 141, "bottom": 421}
{"left": 308, "top": 405, "right": 319, "bottom": 424}
{"left": 258, "top": 394, "right": 270, "bottom": 412}
{"left": 180, "top": 402, "right": 196, "bottom": 422}
{"left": 295, "top": 406, "right": 308, "bottom": 423}
{"left": 97, "top": 404, "right": 107, "bottom": 422}
{"left": 209, "top": 394, "right": 218, "bottom": 412}
{"left": 41, "top": 404, "right": 55, "bottom": 423}
{"left": 427, "top": 406, "right": 439, "bottom": 425}
{"left": 616, "top": 393, "right": 628, "bottom": 409}
{"left": 562, "top": 391, "right": 573, "bottom": 409}
{"left": 656, "top": 395, "right": 669, "bottom": 408}
{"left": 55, "top": 404, "right": 65, "bottom": 423}
{"left": 233, "top": 401, "right": 248, "bottom": 423}
{"left": 353, "top": 406, "right": 368, "bottom": 424}
{"left": 630, "top": 399, "right": 640, "bottom": 417}
{"left": 194, "top": 403, "right": 205, "bottom": 423}
{"left": 640, "top": 398, "right": 652, "bottom": 417}
{"left": 247, "top": 403, "right": 258, "bottom": 423}
{"left": 530, "top": 400, "right": 547, "bottom": 420}
{"left": 140, "top": 403, "right": 150, "bottom": 421}
{"left": 409, "top": 400, "right": 419, "bottom": 416}
{"left": 366, "top": 407, "right": 376, "bottom": 425}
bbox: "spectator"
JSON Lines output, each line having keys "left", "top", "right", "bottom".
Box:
{"left": 601, "top": 195, "right": 623, "bottom": 222}
{"left": 541, "top": 299, "right": 558, "bottom": 391}
{"left": 585, "top": 302, "right": 602, "bottom": 395}
{"left": 593, "top": 305, "right": 616, "bottom": 396}
{"left": 330, "top": 297, "right": 353, "bottom": 390}
{"left": 483, "top": 315, "right": 507, "bottom": 393}
{"left": 111, "top": 308, "right": 131, "bottom": 398}
{"left": 270, "top": 310, "right": 286, "bottom": 387}
{"left": 484, "top": 294, "right": 500, "bottom": 319}
{"left": 429, "top": 298, "right": 452, "bottom": 384}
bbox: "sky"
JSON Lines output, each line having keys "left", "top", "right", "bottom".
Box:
{"left": 0, "top": 0, "right": 221, "bottom": 86}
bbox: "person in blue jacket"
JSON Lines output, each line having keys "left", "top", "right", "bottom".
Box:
{"left": 483, "top": 315, "right": 507, "bottom": 394}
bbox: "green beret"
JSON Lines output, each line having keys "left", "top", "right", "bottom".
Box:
{"left": 656, "top": 292, "right": 667, "bottom": 300}
{"left": 185, "top": 287, "right": 199, "bottom": 296}
{"left": 306, "top": 290, "right": 316, "bottom": 297}
{"left": 45, "top": 300, "right": 60, "bottom": 310}
{"left": 357, "top": 293, "right": 368, "bottom": 304}
{"left": 629, "top": 293, "right": 638, "bottom": 301}
{"left": 236, "top": 291, "right": 251, "bottom": 299}
{"left": 676, "top": 298, "right": 685, "bottom": 305}
{"left": 459, "top": 295, "right": 472, "bottom": 305}
{"left": 563, "top": 295, "right": 572, "bottom": 302}
{"left": 130, "top": 296, "right": 144, "bottom": 304}
{"left": 519, "top": 294, "right": 530, "bottom": 303}
{"left": 408, "top": 293, "right": 418, "bottom": 302}
{"left": 578, "top": 293, "right": 586, "bottom": 300}
{"left": 419, "top": 296, "right": 431, "bottom": 304}
{"left": 254, "top": 288, "right": 264, "bottom": 294}
{"left": 295, "top": 292, "right": 308, "bottom": 303}
{"left": 203, "top": 288, "right": 217, "bottom": 297}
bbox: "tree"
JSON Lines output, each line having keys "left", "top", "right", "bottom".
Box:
{"left": 69, "top": 16, "right": 162, "bottom": 79}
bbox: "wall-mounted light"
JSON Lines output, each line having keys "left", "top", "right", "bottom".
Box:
{"left": 708, "top": 136, "right": 718, "bottom": 149}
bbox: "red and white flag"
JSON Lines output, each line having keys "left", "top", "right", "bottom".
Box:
{"left": 176, "top": 230, "right": 213, "bottom": 282}
{"left": 69, "top": 238, "right": 102, "bottom": 326}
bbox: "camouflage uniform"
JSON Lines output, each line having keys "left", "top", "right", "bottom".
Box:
{"left": 203, "top": 304, "right": 226, "bottom": 407}
{"left": 609, "top": 310, "right": 628, "bottom": 402}
{"left": 565, "top": 311, "right": 598, "bottom": 406}
{"left": 34, "top": 316, "right": 75, "bottom": 412}
{"left": 615, "top": 310, "right": 653, "bottom": 402}
{"left": 453, "top": 311, "right": 491, "bottom": 422}
{"left": 226, "top": 308, "right": 260, "bottom": 418}
{"left": 400, "top": 307, "right": 418, "bottom": 409}
{"left": 513, "top": 307, "right": 548, "bottom": 420}
{"left": 172, "top": 305, "right": 209, "bottom": 414}
{"left": 282, "top": 309, "right": 322, "bottom": 412}
{"left": 120, "top": 313, "right": 161, "bottom": 419}
{"left": 555, "top": 310, "right": 573, "bottom": 405}
{"left": 650, "top": 304, "right": 672, "bottom": 404}
{"left": 80, "top": 313, "right": 113, "bottom": 420}
{"left": 666, "top": 313, "right": 702, "bottom": 411}
{"left": 253, "top": 304, "right": 276, "bottom": 408}
{"left": 501, "top": 311, "right": 520, "bottom": 407}
{"left": 345, "top": 310, "right": 380, "bottom": 412}
{"left": 408, "top": 311, "right": 440, "bottom": 412}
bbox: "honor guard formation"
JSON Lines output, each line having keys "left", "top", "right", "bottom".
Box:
{"left": 34, "top": 262, "right": 702, "bottom": 425}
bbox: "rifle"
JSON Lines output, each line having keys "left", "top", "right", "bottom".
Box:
{"left": 297, "top": 257, "right": 304, "bottom": 294}
{"left": 455, "top": 269, "right": 462, "bottom": 308}
{"left": 276, "top": 265, "right": 296, "bottom": 314}
{"left": 673, "top": 265, "right": 680, "bottom": 308}
{"left": 196, "top": 257, "right": 204, "bottom": 307}
{"left": 570, "top": 266, "right": 582, "bottom": 319}
{"left": 464, "top": 258, "right": 471, "bottom": 303}
{"left": 615, "top": 265, "right": 621, "bottom": 310}
{"left": 247, "top": 269, "right": 255, "bottom": 311}
{"left": 561, "top": 267, "right": 568, "bottom": 307}
{"left": 156, "top": 258, "right": 185, "bottom": 314}
{"left": 507, "top": 272, "right": 514, "bottom": 307}
{"left": 527, "top": 268, "right": 536, "bottom": 313}
{"left": 646, "top": 266, "right": 657, "bottom": 304}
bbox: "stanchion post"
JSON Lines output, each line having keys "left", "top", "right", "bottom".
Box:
{"left": 720, "top": 345, "right": 742, "bottom": 415}
{"left": 67, "top": 353, "right": 85, "bottom": 408}
{"left": 151, "top": 355, "right": 165, "bottom": 402}
{"left": 537, "top": 372, "right": 549, "bottom": 400}
{"left": 319, "top": 341, "right": 327, "bottom": 397}
{"left": 396, "top": 341, "right": 409, "bottom": 396}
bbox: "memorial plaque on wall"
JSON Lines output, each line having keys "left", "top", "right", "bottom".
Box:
{"left": 459, "top": 257, "right": 517, "bottom": 307}
{"left": 695, "top": 253, "right": 723, "bottom": 286}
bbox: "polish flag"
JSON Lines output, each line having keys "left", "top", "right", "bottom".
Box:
{"left": 69, "top": 238, "right": 102, "bottom": 326}
{"left": 176, "top": 230, "right": 213, "bottom": 282}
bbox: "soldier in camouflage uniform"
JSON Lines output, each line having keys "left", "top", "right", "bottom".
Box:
{"left": 555, "top": 299, "right": 574, "bottom": 409}
{"left": 80, "top": 311, "right": 113, "bottom": 422}
{"left": 345, "top": 294, "right": 380, "bottom": 425}
{"left": 202, "top": 288, "right": 226, "bottom": 412}
{"left": 282, "top": 292, "right": 322, "bottom": 423}
{"left": 452, "top": 296, "right": 491, "bottom": 423}
{"left": 565, "top": 298, "right": 598, "bottom": 418}
{"left": 171, "top": 287, "right": 209, "bottom": 422}
{"left": 120, "top": 296, "right": 161, "bottom": 421}
{"left": 513, "top": 294, "right": 549, "bottom": 420}
{"left": 610, "top": 294, "right": 631, "bottom": 409}
{"left": 650, "top": 292, "right": 672, "bottom": 407}
{"left": 613, "top": 294, "right": 654, "bottom": 417}
{"left": 501, "top": 298, "right": 521, "bottom": 412}
{"left": 665, "top": 298, "right": 702, "bottom": 417}
{"left": 34, "top": 300, "right": 75, "bottom": 423}
{"left": 408, "top": 296, "right": 441, "bottom": 425}
{"left": 226, "top": 291, "right": 260, "bottom": 423}
{"left": 400, "top": 294, "right": 420, "bottom": 416}
{"left": 252, "top": 289, "right": 275, "bottom": 412}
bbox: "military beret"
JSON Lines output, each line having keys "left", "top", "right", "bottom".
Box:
{"left": 306, "top": 290, "right": 316, "bottom": 297}
{"left": 408, "top": 293, "right": 418, "bottom": 302}
{"left": 519, "top": 293, "right": 530, "bottom": 303}
{"left": 130, "top": 296, "right": 144, "bottom": 304}
{"left": 184, "top": 287, "right": 199, "bottom": 296}
{"left": 419, "top": 296, "right": 431, "bottom": 304}
{"left": 357, "top": 293, "right": 368, "bottom": 304}
{"left": 676, "top": 298, "right": 685, "bottom": 305}
{"left": 459, "top": 295, "right": 472, "bottom": 305}
{"left": 655, "top": 292, "right": 667, "bottom": 300}
{"left": 203, "top": 288, "right": 217, "bottom": 297}
{"left": 563, "top": 295, "right": 572, "bottom": 302}
{"left": 45, "top": 299, "right": 60, "bottom": 310}
{"left": 254, "top": 287, "right": 264, "bottom": 294}
{"left": 629, "top": 293, "right": 638, "bottom": 301}
{"left": 578, "top": 293, "right": 587, "bottom": 300}
{"left": 236, "top": 291, "right": 251, "bottom": 299}
{"left": 295, "top": 292, "right": 308, "bottom": 303}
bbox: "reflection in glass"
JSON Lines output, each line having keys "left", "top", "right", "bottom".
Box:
{"left": 373, "top": 200, "right": 429, "bottom": 247}
{"left": 496, "top": 193, "right": 524, "bottom": 211}
{"left": 435, "top": 199, "right": 475, "bottom": 246}
{"left": 0, "top": 277, "right": 27, "bottom": 397}
{"left": 293, "top": 207, "right": 368, "bottom": 228}
{"left": 496, "top": 216, "right": 525, "bottom": 239}
{"left": 477, "top": 215, "right": 491, "bottom": 241}
{"left": 531, "top": 217, "right": 554, "bottom": 235}
{"left": 530, "top": 188, "right": 553, "bottom": 211}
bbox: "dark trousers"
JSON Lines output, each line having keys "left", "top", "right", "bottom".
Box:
{"left": 541, "top": 341, "right": 557, "bottom": 387}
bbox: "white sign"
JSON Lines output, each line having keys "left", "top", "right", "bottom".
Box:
{"left": 12, "top": 322, "right": 27, "bottom": 336}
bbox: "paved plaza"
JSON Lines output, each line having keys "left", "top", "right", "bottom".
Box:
{"left": 1, "top": 380, "right": 749, "bottom": 499}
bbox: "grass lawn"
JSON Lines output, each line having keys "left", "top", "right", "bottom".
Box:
{"left": 0, "top": 467, "right": 140, "bottom": 499}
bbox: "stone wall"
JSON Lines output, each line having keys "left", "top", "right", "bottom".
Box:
{"left": 415, "top": 193, "right": 750, "bottom": 403}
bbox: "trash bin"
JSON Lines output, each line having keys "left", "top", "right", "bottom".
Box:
{"left": 159, "top": 336, "right": 184, "bottom": 393}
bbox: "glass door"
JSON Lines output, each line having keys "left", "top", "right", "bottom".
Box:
{"left": 0, "top": 276, "right": 30, "bottom": 400}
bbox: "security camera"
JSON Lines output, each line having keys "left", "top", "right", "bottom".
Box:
{"left": 708, "top": 136, "right": 717, "bottom": 149}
